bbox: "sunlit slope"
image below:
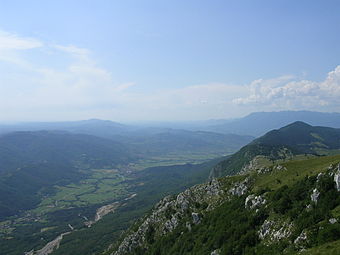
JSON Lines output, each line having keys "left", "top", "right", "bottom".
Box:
{"left": 108, "top": 154, "right": 340, "bottom": 255}
{"left": 211, "top": 121, "right": 340, "bottom": 178}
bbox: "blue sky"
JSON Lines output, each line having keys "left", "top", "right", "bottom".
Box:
{"left": 0, "top": 0, "right": 339, "bottom": 121}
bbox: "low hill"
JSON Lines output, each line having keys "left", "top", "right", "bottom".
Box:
{"left": 0, "top": 130, "right": 134, "bottom": 174}
{"left": 0, "top": 120, "right": 254, "bottom": 161}
{"left": 210, "top": 121, "right": 340, "bottom": 178}
{"left": 0, "top": 119, "right": 130, "bottom": 137}
{"left": 0, "top": 131, "right": 135, "bottom": 219}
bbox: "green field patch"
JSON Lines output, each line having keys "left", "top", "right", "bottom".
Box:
{"left": 78, "top": 187, "right": 128, "bottom": 204}
{"left": 32, "top": 169, "right": 129, "bottom": 215}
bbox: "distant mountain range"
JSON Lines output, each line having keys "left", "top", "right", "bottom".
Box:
{"left": 205, "top": 111, "right": 340, "bottom": 136}
{"left": 0, "top": 119, "right": 130, "bottom": 137}
{"left": 0, "top": 111, "right": 340, "bottom": 138}
{"left": 2, "top": 111, "right": 340, "bottom": 138}
{"left": 211, "top": 121, "right": 340, "bottom": 178}
{"left": 0, "top": 119, "right": 254, "bottom": 159}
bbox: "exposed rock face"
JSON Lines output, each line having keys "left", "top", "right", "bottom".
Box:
{"left": 112, "top": 178, "right": 225, "bottom": 255}
{"left": 258, "top": 220, "right": 293, "bottom": 242}
{"left": 185, "top": 222, "right": 192, "bottom": 231}
{"left": 164, "top": 214, "right": 179, "bottom": 232}
{"left": 229, "top": 178, "right": 250, "bottom": 196}
{"left": 245, "top": 194, "right": 266, "bottom": 209}
{"left": 273, "top": 164, "right": 287, "bottom": 171}
{"left": 317, "top": 173, "right": 324, "bottom": 182}
{"left": 211, "top": 249, "right": 220, "bottom": 255}
{"left": 311, "top": 188, "right": 320, "bottom": 204}
{"left": 294, "top": 230, "right": 308, "bottom": 249}
{"left": 240, "top": 156, "right": 263, "bottom": 174}
{"left": 192, "top": 213, "right": 200, "bottom": 225}
{"left": 258, "top": 220, "right": 273, "bottom": 240}
{"left": 329, "top": 218, "right": 338, "bottom": 224}
{"left": 334, "top": 163, "right": 340, "bottom": 191}
{"left": 257, "top": 167, "right": 271, "bottom": 174}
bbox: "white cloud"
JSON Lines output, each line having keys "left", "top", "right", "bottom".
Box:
{"left": 0, "top": 29, "right": 340, "bottom": 122}
{"left": 0, "top": 30, "right": 43, "bottom": 50}
{"left": 0, "top": 30, "right": 137, "bottom": 121}
{"left": 233, "top": 66, "right": 340, "bottom": 111}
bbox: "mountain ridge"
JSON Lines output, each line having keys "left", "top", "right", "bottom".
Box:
{"left": 210, "top": 121, "right": 340, "bottom": 178}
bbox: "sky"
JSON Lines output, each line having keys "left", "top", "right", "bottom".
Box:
{"left": 0, "top": 0, "right": 339, "bottom": 122}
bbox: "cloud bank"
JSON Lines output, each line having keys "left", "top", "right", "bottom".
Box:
{"left": 0, "top": 29, "right": 339, "bottom": 122}
{"left": 233, "top": 67, "right": 340, "bottom": 111}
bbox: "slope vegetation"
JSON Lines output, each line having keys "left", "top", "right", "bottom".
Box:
{"left": 108, "top": 154, "right": 340, "bottom": 255}
{"left": 0, "top": 131, "right": 134, "bottom": 219}
{"left": 211, "top": 121, "right": 340, "bottom": 178}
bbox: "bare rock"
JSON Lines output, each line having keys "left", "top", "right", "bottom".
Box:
{"left": 211, "top": 249, "right": 220, "bottom": 255}
{"left": 185, "top": 222, "right": 191, "bottom": 231}
{"left": 334, "top": 163, "right": 340, "bottom": 191}
{"left": 192, "top": 212, "right": 200, "bottom": 225}
{"left": 311, "top": 188, "right": 320, "bottom": 204}
{"left": 294, "top": 230, "right": 308, "bottom": 250}
{"left": 259, "top": 219, "right": 293, "bottom": 242}
{"left": 229, "top": 178, "right": 250, "bottom": 196}
{"left": 258, "top": 220, "right": 273, "bottom": 240}
{"left": 329, "top": 218, "right": 338, "bottom": 224}
{"left": 245, "top": 194, "right": 266, "bottom": 209}
{"left": 274, "top": 165, "right": 287, "bottom": 171}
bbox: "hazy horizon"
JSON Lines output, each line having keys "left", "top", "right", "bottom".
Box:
{"left": 1, "top": 1, "right": 340, "bottom": 122}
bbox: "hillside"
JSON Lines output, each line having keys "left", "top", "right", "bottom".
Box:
{"left": 0, "top": 130, "right": 134, "bottom": 174}
{"left": 0, "top": 131, "right": 134, "bottom": 219}
{"left": 0, "top": 129, "right": 235, "bottom": 255}
{"left": 0, "top": 158, "right": 222, "bottom": 255}
{"left": 210, "top": 121, "right": 340, "bottom": 178}
{"left": 207, "top": 111, "right": 340, "bottom": 136}
{"left": 108, "top": 154, "right": 340, "bottom": 255}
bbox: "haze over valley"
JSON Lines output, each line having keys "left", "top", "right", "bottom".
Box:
{"left": 1, "top": 1, "right": 340, "bottom": 255}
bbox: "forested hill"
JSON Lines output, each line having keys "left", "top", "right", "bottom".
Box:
{"left": 0, "top": 130, "right": 134, "bottom": 174}
{"left": 0, "top": 131, "right": 135, "bottom": 219}
{"left": 210, "top": 121, "right": 340, "bottom": 178}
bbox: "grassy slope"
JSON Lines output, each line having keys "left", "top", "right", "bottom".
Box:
{"left": 112, "top": 154, "right": 340, "bottom": 255}
{"left": 253, "top": 154, "right": 340, "bottom": 192}
{"left": 300, "top": 239, "right": 340, "bottom": 255}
